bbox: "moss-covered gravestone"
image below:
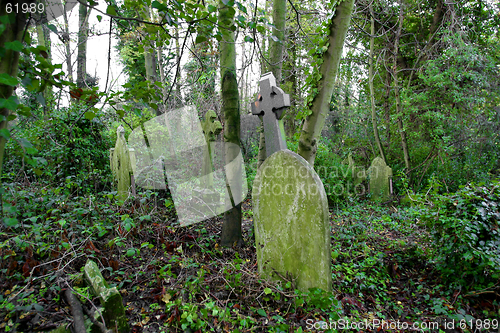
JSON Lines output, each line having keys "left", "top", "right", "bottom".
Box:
{"left": 110, "top": 126, "right": 135, "bottom": 202}
{"left": 342, "top": 153, "right": 366, "bottom": 186}
{"left": 193, "top": 110, "right": 223, "bottom": 209}
{"left": 84, "top": 260, "right": 129, "bottom": 333}
{"left": 368, "top": 156, "right": 393, "bottom": 201}
{"left": 252, "top": 73, "right": 332, "bottom": 292}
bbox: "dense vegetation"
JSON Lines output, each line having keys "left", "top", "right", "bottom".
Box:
{"left": 0, "top": 0, "right": 499, "bottom": 331}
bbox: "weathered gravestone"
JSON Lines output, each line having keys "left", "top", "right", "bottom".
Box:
{"left": 193, "top": 110, "right": 223, "bottom": 212}
{"left": 84, "top": 259, "right": 129, "bottom": 333}
{"left": 110, "top": 126, "right": 136, "bottom": 202}
{"left": 368, "top": 156, "right": 393, "bottom": 201}
{"left": 342, "top": 153, "right": 366, "bottom": 186}
{"left": 252, "top": 73, "right": 332, "bottom": 292}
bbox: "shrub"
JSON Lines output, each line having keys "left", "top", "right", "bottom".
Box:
{"left": 419, "top": 179, "right": 500, "bottom": 289}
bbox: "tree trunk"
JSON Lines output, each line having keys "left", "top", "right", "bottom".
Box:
{"left": 36, "top": 3, "right": 52, "bottom": 115}
{"left": 77, "top": 1, "right": 89, "bottom": 88}
{"left": 219, "top": 0, "right": 244, "bottom": 247}
{"left": 369, "top": 3, "right": 386, "bottom": 162}
{"left": 141, "top": 6, "right": 161, "bottom": 115}
{"left": 297, "top": 0, "right": 355, "bottom": 165}
{"left": 393, "top": 1, "right": 410, "bottom": 170}
{"left": 174, "top": 26, "right": 182, "bottom": 108}
{"left": 284, "top": 39, "right": 297, "bottom": 138}
{"left": 406, "top": 0, "right": 444, "bottom": 88}
{"left": 63, "top": 3, "right": 72, "bottom": 83}
{"left": 257, "top": 0, "right": 286, "bottom": 168}
{"left": 0, "top": 1, "right": 27, "bottom": 176}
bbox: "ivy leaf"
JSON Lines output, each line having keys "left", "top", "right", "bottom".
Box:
{"left": 47, "top": 24, "right": 58, "bottom": 34}
{"left": 236, "top": 2, "right": 247, "bottom": 13}
{"left": 244, "top": 36, "right": 254, "bottom": 42}
{"left": 5, "top": 41, "right": 23, "bottom": 52}
{"left": 0, "top": 73, "right": 19, "bottom": 86}
{"left": 0, "top": 96, "right": 18, "bottom": 110}
{"left": 85, "top": 111, "right": 95, "bottom": 120}
{"left": 96, "top": 15, "right": 102, "bottom": 22}
{"left": 195, "top": 35, "right": 207, "bottom": 44}
{"left": 106, "top": 5, "right": 117, "bottom": 16}
{"left": 152, "top": 1, "right": 168, "bottom": 11}
{"left": 3, "top": 218, "right": 18, "bottom": 227}
{"left": 0, "top": 128, "right": 10, "bottom": 140}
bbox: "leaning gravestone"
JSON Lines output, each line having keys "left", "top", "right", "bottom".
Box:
{"left": 252, "top": 72, "right": 332, "bottom": 292}
{"left": 368, "top": 156, "right": 393, "bottom": 201}
{"left": 110, "top": 126, "right": 136, "bottom": 202}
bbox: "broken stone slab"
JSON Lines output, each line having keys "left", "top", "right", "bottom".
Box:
{"left": 84, "top": 259, "right": 129, "bottom": 333}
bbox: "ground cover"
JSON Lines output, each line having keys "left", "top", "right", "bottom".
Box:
{"left": 0, "top": 185, "right": 498, "bottom": 332}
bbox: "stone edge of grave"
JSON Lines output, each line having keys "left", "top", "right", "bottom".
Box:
{"left": 84, "top": 259, "right": 130, "bottom": 333}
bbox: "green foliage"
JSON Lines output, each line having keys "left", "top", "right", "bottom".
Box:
{"left": 418, "top": 179, "right": 500, "bottom": 289}
{"left": 291, "top": 137, "right": 357, "bottom": 204}
{"left": 4, "top": 106, "right": 112, "bottom": 193}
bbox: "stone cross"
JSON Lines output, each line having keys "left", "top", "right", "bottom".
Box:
{"left": 200, "top": 110, "right": 222, "bottom": 189}
{"left": 251, "top": 72, "right": 290, "bottom": 158}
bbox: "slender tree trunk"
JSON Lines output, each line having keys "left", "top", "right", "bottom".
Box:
{"left": 174, "top": 27, "right": 182, "bottom": 108}
{"left": 393, "top": 1, "right": 410, "bottom": 170}
{"left": 406, "top": 0, "right": 444, "bottom": 89}
{"left": 0, "top": 1, "right": 27, "bottom": 176}
{"left": 36, "top": 4, "right": 52, "bottom": 115}
{"left": 77, "top": 1, "right": 89, "bottom": 88}
{"left": 62, "top": 3, "right": 72, "bottom": 83}
{"left": 257, "top": 0, "right": 287, "bottom": 168}
{"left": 219, "top": 0, "right": 243, "bottom": 247}
{"left": 284, "top": 39, "right": 297, "bottom": 138}
{"left": 297, "top": 0, "right": 355, "bottom": 165}
{"left": 369, "top": 3, "right": 386, "bottom": 162}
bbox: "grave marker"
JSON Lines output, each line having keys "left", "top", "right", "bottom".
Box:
{"left": 368, "top": 156, "right": 393, "bottom": 201}
{"left": 110, "top": 126, "right": 135, "bottom": 202}
{"left": 252, "top": 73, "right": 332, "bottom": 292}
{"left": 251, "top": 72, "right": 290, "bottom": 158}
{"left": 194, "top": 110, "right": 223, "bottom": 212}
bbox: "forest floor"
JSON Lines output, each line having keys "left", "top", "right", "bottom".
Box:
{"left": 0, "top": 189, "right": 499, "bottom": 333}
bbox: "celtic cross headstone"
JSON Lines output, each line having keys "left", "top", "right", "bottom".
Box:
{"left": 252, "top": 73, "right": 332, "bottom": 292}
{"left": 251, "top": 72, "right": 290, "bottom": 158}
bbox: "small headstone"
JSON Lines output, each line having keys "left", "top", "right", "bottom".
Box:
{"left": 84, "top": 260, "right": 129, "bottom": 333}
{"left": 342, "top": 153, "right": 366, "bottom": 186}
{"left": 252, "top": 73, "right": 331, "bottom": 292}
{"left": 110, "top": 126, "right": 135, "bottom": 202}
{"left": 194, "top": 110, "right": 223, "bottom": 211}
{"left": 368, "top": 156, "right": 393, "bottom": 201}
